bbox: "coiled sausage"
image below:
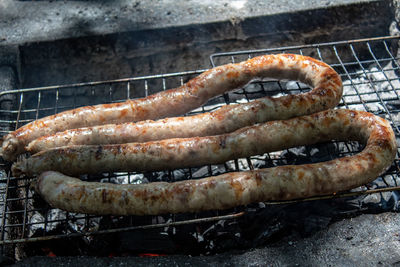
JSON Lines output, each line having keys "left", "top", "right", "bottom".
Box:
{"left": 15, "top": 109, "right": 395, "bottom": 177}
{"left": 2, "top": 54, "right": 342, "bottom": 161}
{"left": 33, "top": 109, "right": 396, "bottom": 215}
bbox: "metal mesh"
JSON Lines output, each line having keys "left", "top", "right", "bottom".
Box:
{"left": 0, "top": 36, "right": 400, "bottom": 249}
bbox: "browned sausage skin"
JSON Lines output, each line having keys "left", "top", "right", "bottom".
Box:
{"left": 34, "top": 109, "right": 396, "bottom": 215}
{"left": 2, "top": 54, "right": 342, "bottom": 161}
{"left": 25, "top": 93, "right": 334, "bottom": 154}
{"left": 15, "top": 109, "right": 396, "bottom": 177}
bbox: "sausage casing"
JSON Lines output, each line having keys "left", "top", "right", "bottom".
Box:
{"left": 15, "top": 109, "right": 395, "bottom": 177}
{"left": 2, "top": 54, "right": 342, "bottom": 160}
{"left": 34, "top": 109, "right": 396, "bottom": 215}
{"left": 26, "top": 93, "right": 336, "bottom": 153}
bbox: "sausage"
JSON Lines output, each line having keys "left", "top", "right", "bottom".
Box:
{"left": 14, "top": 109, "right": 396, "bottom": 178}
{"left": 1, "top": 54, "right": 342, "bottom": 161}
{"left": 27, "top": 92, "right": 335, "bottom": 153}
{"left": 33, "top": 109, "right": 396, "bottom": 215}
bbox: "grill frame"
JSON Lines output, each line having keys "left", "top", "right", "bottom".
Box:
{"left": 0, "top": 36, "right": 400, "bottom": 251}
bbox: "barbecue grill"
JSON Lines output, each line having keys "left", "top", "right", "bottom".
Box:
{"left": 0, "top": 36, "right": 400, "bottom": 260}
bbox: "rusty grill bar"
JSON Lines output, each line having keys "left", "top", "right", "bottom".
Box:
{"left": 0, "top": 36, "right": 400, "bottom": 253}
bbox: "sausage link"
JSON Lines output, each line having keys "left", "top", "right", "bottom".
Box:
{"left": 14, "top": 109, "right": 395, "bottom": 178}
{"left": 2, "top": 54, "right": 342, "bottom": 161}
{"left": 34, "top": 109, "right": 396, "bottom": 215}
{"left": 26, "top": 92, "right": 335, "bottom": 153}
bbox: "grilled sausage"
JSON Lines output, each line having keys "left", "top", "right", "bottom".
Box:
{"left": 15, "top": 109, "right": 396, "bottom": 178}
{"left": 34, "top": 109, "right": 396, "bottom": 215}
{"left": 2, "top": 54, "right": 342, "bottom": 161}
{"left": 26, "top": 91, "right": 337, "bottom": 153}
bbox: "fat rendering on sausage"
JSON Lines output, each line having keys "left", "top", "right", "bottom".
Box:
{"left": 2, "top": 54, "right": 342, "bottom": 160}
{"left": 33, "top": 109, "right": 396, "bottom": 215}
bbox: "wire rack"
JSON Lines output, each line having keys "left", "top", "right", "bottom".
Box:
{"left": 0, "top": 36, "right": 400, "bottom": 252}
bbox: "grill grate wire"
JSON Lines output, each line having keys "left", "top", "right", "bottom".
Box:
{"left": 0, "top": 36, "right": 399, "bottom": 248}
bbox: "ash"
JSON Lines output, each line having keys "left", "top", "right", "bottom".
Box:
{"left": 341, "top": 60, "right": 400, "bottom": 114}
{"left": 21, "top": 62, "right": 400, "bottom": 257}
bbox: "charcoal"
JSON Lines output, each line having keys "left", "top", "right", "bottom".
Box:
{"left": 116, "top": 230, "right": 178, "bottom": 254}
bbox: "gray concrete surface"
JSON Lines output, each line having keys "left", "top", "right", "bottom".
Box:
{"left": 0, "top": 0, "right": 379, "bottom": 46}
{"left": 10, "top": 0, "right": 391, "bottom": 88}
{"left": 12, "top": 212, "right": 400, "bottom": 266}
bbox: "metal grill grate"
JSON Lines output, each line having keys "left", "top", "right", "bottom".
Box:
{"left": 0, "top": 36, "right": 400, "bottom": 251}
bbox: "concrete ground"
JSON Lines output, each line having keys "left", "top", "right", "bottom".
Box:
{"left": 0, "top": 0, "right": 378, "bottom": 46}
{"left": 0, "top": 0, "right": 391, "bottom": 88}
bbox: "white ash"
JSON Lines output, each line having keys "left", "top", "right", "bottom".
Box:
{"left": 190, "top": 79, "right": 311, "bottom": 108}
{"left": 29, "top": 209, "right": 101, "bottom": 236}
{"left": 342, "top": 61, "right": 400, "bottom": 113}
{"left": 285, "top": 80, "right": 309, "bottom": 91}
{"left": 193, "top": 232, "right": 204, "bottom": 242}
{"left": 191, "top": 164, "right": 228, "bottom": 179}
{"left": 225, "top": 158, "right": 251, "bottom": 171}
{"left": 242, "top": 82, "right": 262, "bottom": 93}
{"left": 28, "top": 213, "right": 46, "bottom": 234}
{"left": 100, "top": 173, "right": 148, "bottom": 185}
{"left": 28, "top": 209, "right": 66, "bottom": 234}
